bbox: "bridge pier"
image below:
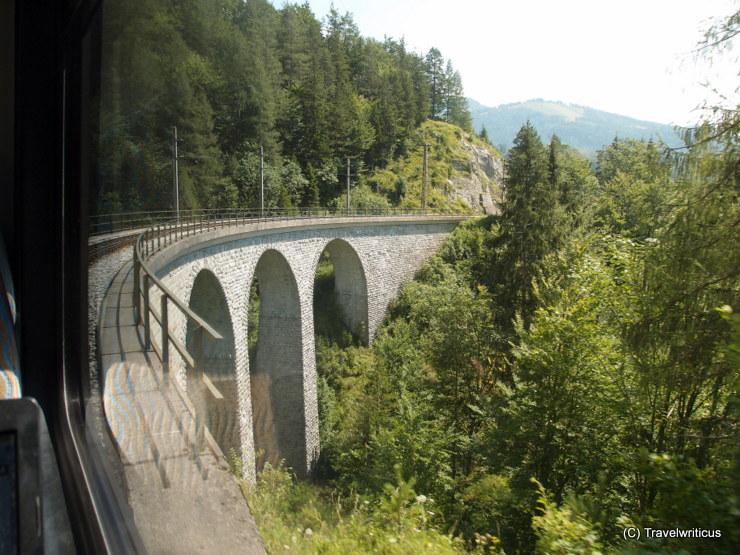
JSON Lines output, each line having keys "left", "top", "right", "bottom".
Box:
{"left": 250, "top": 249, "right": 309, "bottom": 476}
{"left": 147, "top": 217, "right": 462, "bottom": 482}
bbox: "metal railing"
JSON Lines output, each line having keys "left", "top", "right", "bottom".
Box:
{"left": 91, "top": 209, "right": 182, "bottom": 236}
{"left": 129, "top": 207, "right": 464, "bottom": 461}
{"left": 132, "top": 219, "right": 229, "bottom": 466}
{"left": 92, "top": 206, "right": 453, "bottom": 236}
{"left": 131, "top": 207, "right": 455, "bottom": 363}
{"left": 133, "top": 231, "right": 222, "bottom": 374}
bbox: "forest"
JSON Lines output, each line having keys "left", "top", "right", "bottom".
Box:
{"left": 98, "top": 1, "right": 738, "bottom": 553}
{"left": 97, "top": 0, "right": 472, "bottom": 215}
{"left": 273, "top": 122, "right": 737, "bottom": 553}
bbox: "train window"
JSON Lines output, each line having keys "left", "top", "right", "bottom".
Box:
{"left": 87, "top": 2, "right": 264, "bottom": 552}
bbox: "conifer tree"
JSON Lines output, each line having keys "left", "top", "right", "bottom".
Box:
{"left": 96, "top": 0, "right": 473, "bottom": 214}
{"left": 302, "top": 162, "right": 321, "bottom": 208}
{"left": 548, "top": 135, "right": 596, "bottom": 227}
{"left": 444, "top": 61, "right": 472, "bottom": 132}
{"left": 479, "top": 126, "right": 490, "bottom": 144}
{"left": 425, "top": 47, "right": 446, "bottom": 120}
{"left": 488, "top": 122, "right": 567, "bottom": 330}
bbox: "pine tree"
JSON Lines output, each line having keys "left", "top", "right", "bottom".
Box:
{"left": 488, "top": 122, "right": 567, "bottom": 330}
{"left": 444, "top": 61, "right": 472, "bottom": 132}
{"left": 548, "top": 135, "right": 597, "bottom": 228}
{"left": 479, "top": 126, "right": 490, "bottom": 144}
{"left": 275, "top": 3, "right": 332, "bottom": 167}
{"left": 425, "top": 47, "right": 446, "bottom": 120}
{"left": 302, "top": 162, "right": 321, "bottom": 208}
{"left": 96, "top": 0, "right": 478, "bottom": 214}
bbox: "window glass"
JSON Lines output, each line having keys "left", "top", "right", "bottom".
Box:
{"left": 89, "top": 3, "right": 264, "bottom": 552}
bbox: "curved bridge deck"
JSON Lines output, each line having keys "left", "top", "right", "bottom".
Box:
{"left": 99, "top": 259, "right": 265, "bottom": 554}
{"left": 96, "top": 214, "right": 465, "bottom": 551}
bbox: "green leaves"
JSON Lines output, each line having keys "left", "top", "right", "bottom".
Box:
{"left": 532, "top": 480, "right": 604, "bottom": 555}
{"left": 487, "top": 123, "right": 569, "bottom": 331}
{"left": 97, "top": 1, "right": 477, "bottom": 214}
{"left": 593, "top": 138, "right": 672, "bottom": 238}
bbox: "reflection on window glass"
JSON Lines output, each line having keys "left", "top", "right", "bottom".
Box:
{"left": 91, "top": 2, "right": 273, "bottom": 552}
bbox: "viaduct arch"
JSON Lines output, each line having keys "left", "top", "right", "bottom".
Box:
{"left": 250, "top": 249, "right": 305, "bottom": 473}
{"left": 186, "top": 269, "right": 239, "bottom": 458}
{"left": 145, "top": 217, "right": 462, "bottom": 483}
{"left": 322, "top": 238, "right": 369, "bottom": 344}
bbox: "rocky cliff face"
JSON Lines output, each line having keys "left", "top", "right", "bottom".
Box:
{"left": 366, "top": 120, "right": 505, "bottom": 215}
{"left": 449, "top": 135, "right": 504, "bottom": 215}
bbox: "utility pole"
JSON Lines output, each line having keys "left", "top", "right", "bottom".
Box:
{"left": 346, "top": 157, "right": 351, "bottom": 214}
{"left": 422, "top": 143, "right": 429, "bottom": 211}
{"left": 260, "top": 145, "right": 264, "bottom": 217}
{"left": 172, "top": 126, "right": 180, "bottom": 219}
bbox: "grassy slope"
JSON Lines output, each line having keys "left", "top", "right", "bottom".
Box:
{"left": 366, "top": 120, "right": 503, "bottom": 213}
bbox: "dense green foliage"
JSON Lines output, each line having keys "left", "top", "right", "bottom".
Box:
{"left": 103, "top": 2, "right": 738, "bottom": 552}
{"left": 96, "top": 0, "right": 473, "bottom": 214}
{"left": 290, "top": 14, "right": 739, "bottom": 545}
{"left": 241, "top": 463, "right": 472, "bottom": 554}
{"left": 306, "top": 113, "right": 738, "bottom": 552}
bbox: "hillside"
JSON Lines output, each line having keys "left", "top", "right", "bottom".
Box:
{"left": 468, "top": 98, "right": 684, "bottom": 158}
{"left": 97, "top": 1, "right": 473, "bottom": 215}
{"left": 364, "top": 120, "right": 504, "bottom": 215}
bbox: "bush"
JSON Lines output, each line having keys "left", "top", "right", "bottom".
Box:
{"left": 532, "top": 481, "right": 603, "bottom": 555}
{"left": 242, "top": 463, "right": 474, "bottom": 554}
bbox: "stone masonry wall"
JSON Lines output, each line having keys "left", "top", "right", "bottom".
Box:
{"left": 145, "top": 218, "right": 461, "bottom": 483}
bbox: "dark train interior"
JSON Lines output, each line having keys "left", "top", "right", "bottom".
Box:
{"left": 1, "top": 0, "right": 140, "bottom": 551}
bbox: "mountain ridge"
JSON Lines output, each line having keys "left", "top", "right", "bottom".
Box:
{"left": 468, "top": 98, "right": 684, "bottom": 158}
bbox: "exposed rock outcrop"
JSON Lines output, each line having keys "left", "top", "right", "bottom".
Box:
{"left": 449, "top": 135, "right": 504, "bottom": 215}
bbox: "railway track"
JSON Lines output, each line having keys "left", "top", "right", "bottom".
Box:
{"left": 88, "top": 230, "right": 141, "bottom": 265}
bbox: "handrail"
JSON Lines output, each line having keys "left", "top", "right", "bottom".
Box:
{"left": 133, "top": 227, "right": 224, "bottom": 366}
{"left": 129, "top": 207, "right": 464, "bottom": 458}
{"left": 92, "top": 205, "right": 463, "bottom": 236}
{"left": 131, "top": 207, "right": 460, "bottom": 362}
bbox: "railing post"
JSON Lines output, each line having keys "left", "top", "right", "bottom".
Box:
{"left": 133, "top": 255, "right": 141, "bottom": 325}
{"left": 161, "top": 294, "right": 169, "bottom": 373}
{"left": 194, "top": 326, "right": 206, "bottom": 451}
{"left": 143, "top": 274, "right": 151, "bottom": 350}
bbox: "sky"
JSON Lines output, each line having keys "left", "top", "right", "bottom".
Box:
{"left": 278, "top": 0, "right": 739, "bottom": 126}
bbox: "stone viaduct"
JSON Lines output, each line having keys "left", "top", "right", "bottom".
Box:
{"left": 143, "top": 216, "right": 463, "bottom": 483}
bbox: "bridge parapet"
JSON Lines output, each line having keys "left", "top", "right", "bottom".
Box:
{"left": 128, "top": 211, "right": 467, "bottom": 481}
